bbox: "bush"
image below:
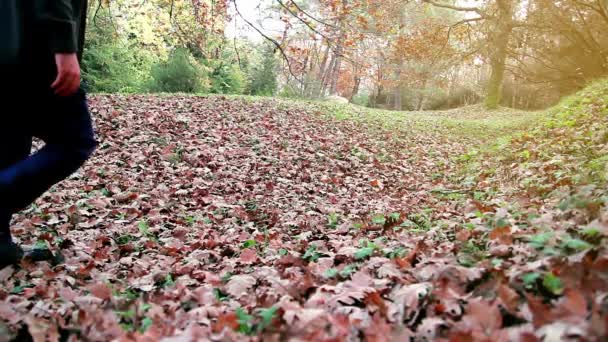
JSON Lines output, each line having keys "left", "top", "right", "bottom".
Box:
{"left": 149, "top": 49, "right": 207, "bottom": 93}
{"left": 432, "top": 86, "right": 481, "bottom": 109}
{"left": 209, "top": 63, "right": 246, "bottom": 94}
{"left": 248, "top": 44, "right": 278, "bottom": 96}
{"left": 351, "top": 93, "right": 370, "bottom": 107}
{"left": 82, "top": 26, "right": 155, "bottom": 93}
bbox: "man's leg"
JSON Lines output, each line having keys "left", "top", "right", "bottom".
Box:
{"left": 0, "top": 88, "right": 96, "bottom": 225}
{"left": 0, "top": 120, "right": 33, "bottom": 266}
{"left": 0, "top": 134, "right": 33, "bottom": 240}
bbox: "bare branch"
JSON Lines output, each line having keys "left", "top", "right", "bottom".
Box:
{"left": 288, "top": 0, "right": 339, "bottom": 29}
{"left": 231, "top": 0, "right": 303, "bottom": 85}
{"left": 276, "top": 0, "right": 331, "bottom": 41}
{"left": 422, "top": 0, "right": 488, "bottom": 18}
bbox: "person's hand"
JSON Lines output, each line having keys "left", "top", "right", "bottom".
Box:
{"left": 52, "top": 53, "right": 81, "bottom": 96}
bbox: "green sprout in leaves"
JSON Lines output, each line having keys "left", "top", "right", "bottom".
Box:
{"left": 302, "top": 245, "right": 325, "bottom": 262}
{"left": 140, "top": 317, "right": 153, "bottom": 333}
{"left": 236, "top": 307, "right": 254, "bottom": 334}
{"left": 354, "top": 241, "right": 379, "bottom": 260}
{"left": 339, "top": 264, "right": 358, "bottom": 278}
{"left": 327, "top": 212, "right": 339, "bottom": 229}
{"left": 522, "top": 272, "right": 541, "bottom": 289}
{"left": 542, "top": 273, "right": 564, "bottom": 295}
{"left": 324, "top": 268, "right": 339, "bottom": 278}
{"left": 371, "top": 214, "right": 386, "bottom": 226}
{"left": 528, "top": 232, "right": 554, "bottom": 250}
{"left": 242, "top": 239, "right": 257, "bottom": 249}
{"left": 214, "top": 288, "right": 230, "bottom": 302}
{"left": 385, "top": 246, "right": 407, "bottom": 259}
{"left": 257, "top": 306, "right": 278, "bottom": 332}
{"left": 562, "top": 238, "right": 593, "bottom": 252}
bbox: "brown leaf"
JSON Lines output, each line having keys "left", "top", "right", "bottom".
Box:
{"left": 462, "top": 299, "right": 502, "bottom": 332}
{"left": 88, "top": 283, "right": 112, "bottom": 301}
{"left": 213, "top": 312, "right": 239, "bottom": 333}
{"left": 239, "top": 248, "right": 258, "bottom": 264}
{"left": 489, "top": 226, "right": 512, "bottom": 245}
{"left": 364, "top": 291, "right": 388, "bottom": 317}
{"left": 226, "top": 275, "right": 256, "bottom": 298}
{"left": 456, "top": 229, "right": 471, "bottom": 242}
{"left": 559, "top": 289, "right": 587, "bottom": 317}
{"left": 497, "top": 284, "right": 519, "bottom": 313}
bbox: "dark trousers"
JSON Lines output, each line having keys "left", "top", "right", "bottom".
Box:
{"left": 0, "top": 83, "right": 97, "bottom": 242}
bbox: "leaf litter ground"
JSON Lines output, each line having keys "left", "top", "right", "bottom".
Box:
{"left": 1, "top": 92, "right": 607, "bottom": 341}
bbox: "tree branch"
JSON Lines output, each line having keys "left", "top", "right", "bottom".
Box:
{"left": 276, "top": 0, "right": 331, "bottom": 41}
{"left": 231, "top": 0, "right": 303, "bottom": 85}
{"left": 288, "top": 0, "right": 339, "bottom": 29}
{"left": 422, "top": 0, "right": 488, "bottom": 18}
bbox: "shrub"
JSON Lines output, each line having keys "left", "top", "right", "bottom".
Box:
{"left": 210, "top": 63, "right": 247, "bottom": 94}
{"left": 82, "top": 26, "right": 155, "bottom": 93}
{"left": 248, "top": 44, "right": 278, "bottom": 96}
{"left": 149, "top": 49, "right": 207, "bottom": 93}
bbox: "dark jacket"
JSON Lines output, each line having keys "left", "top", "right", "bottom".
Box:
{"left": 1, "top": 0, "right": 87, "bottom": 68}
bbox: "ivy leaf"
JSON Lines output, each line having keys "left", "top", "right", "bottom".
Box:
{"left": 139, "top": 317, "right": 153, "bottom": 333}
{"left": 339, "top": 264, "right": 358, "bottom": 278}
{"left": 522, "top": 272, "right": 541, "bottom": 288}
{"left": 257, "top": 306, "right": 278, "bottom": 332}
{"left": 563, "top": 238, "right": 593, "bottom": 251}
{"left": 324, "top": 268, "right": 338, "bottom": 278}
{"left": 303, "top": 245, "right": 323, "bottom": 262}
{"left": 354, "top": 247, "right": 375, "bottom": 260}
{"left": 372, "top": 214, "right": 386, "bottom": 225}
{"left": 543, "top": 273, "right": 564, "bottom": 295}
{"left": 235, "top": 308, "right": 254, "bottom": 335}
{"left": 242, "top": 239, "right": 257, "bottom": 249}
{"left": 214, "top": 288, "right": 230, "bottom": 302}
{"left": 529, "top": 232, "right": 554, "bottom": 249}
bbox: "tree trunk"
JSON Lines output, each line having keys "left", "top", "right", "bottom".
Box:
{"left": 350, "top": 76, "right": 361, "bottom": 102}
{"left": 329, "top": 47, "right": 343, "bottom": 95}
{"left": 416, "top": 77, "right": 429, "bottom": 110}
{"left": 321, "top": 54, "right": 337, "bottom": 96}
{"left": 485, "top": 0, "right": 514, "bottom": 110}
{"left": 329, "top": 58, "right": 341, "bottom": 95}
{"left": 317, "top": 42, "right": 331, "bottom": 97}
{"left": 485, "top": 50, "right": 507, "bottom": 109}
{"left": 394, "top": 83, "right": 402, "bottom": 110}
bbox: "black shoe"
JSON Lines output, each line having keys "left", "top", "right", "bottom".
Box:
{"left": 0, "top": 241, "right": 24, "bottom": 269}
{"left": 23, "top": 247, "right": 64, "bottom": 265}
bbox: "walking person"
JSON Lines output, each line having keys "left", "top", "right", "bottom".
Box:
{"left": 0, "top": 0, "right": 97, "bottom": 268}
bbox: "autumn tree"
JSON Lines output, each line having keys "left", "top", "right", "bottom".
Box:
{"left": 422, "top": 0, "right": 520, "bottom": 109}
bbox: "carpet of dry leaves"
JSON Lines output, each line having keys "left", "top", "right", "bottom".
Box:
{"left": 0, "top": 92, "right": 607, "bottom": 341}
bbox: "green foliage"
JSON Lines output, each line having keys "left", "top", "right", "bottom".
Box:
{"left": 248, "top": 44, "right": 278, "bottom": 96}
{"left": 302, "top": 245, "right": 325, "bottom": 262}
{"left": 542, "top": 273, "right": 564, "bottom": 295}
{"left": 149, "top": 49, "right": 207, "bottom": 93}
{"left": 242, "top": 239, "right": 257, "bottom": 249}
{"left": 82, "top": 23, "right": 155, "bottom": 93}
{"left": 327, "top": 212, "right": 339, "bottom": 229}
{"left": 208, "top": 61, "right": 246, "bottom": 94}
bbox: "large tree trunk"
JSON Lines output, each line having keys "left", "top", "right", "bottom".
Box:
{"left": 485, "top": 47, "right": 507, "bottom": 109}
{"left": 416, "top": 77, "right": 429, "bottom": 110}
{"left": 350, "top": 75, "right": 361, "bottom": 102}
{"left": 321, "top": 54, "right": 337, "bottom": 96}
{"left": 329, "top": 51, "right": 342, "bottom": 95}
{"left": 327, "top": 0, "right": 347, "bottom": 96}
{"left": 317, "top": 42, "right": 331, "bottom": 97}
{"left": 485, "top": 0, "right": 514, "bottom": 109}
